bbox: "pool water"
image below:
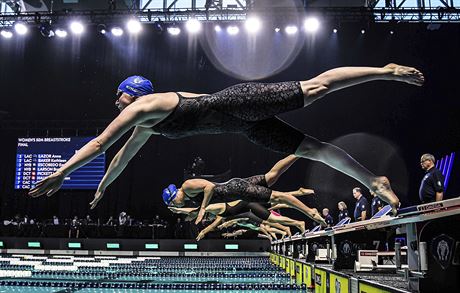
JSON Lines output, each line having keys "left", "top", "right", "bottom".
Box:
{"left": 0, "top": 254, "right": 305, "bottom": 292}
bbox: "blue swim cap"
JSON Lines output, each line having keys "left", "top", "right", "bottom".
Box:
{"left": 117, "top": 75, "right": 154, "bottom": 97}
{"left": 162, "top": 184, "right": 178, "bottom": 205}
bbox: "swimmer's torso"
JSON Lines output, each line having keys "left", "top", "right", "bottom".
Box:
{"left": 150, "top": 92, "right": 253, "bottom": 138}
{"left": 147, "top": 82, "right": 304, "bottom": 138}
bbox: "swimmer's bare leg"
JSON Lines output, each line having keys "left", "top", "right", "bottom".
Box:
{"left": 299, "top": 64, "right": 424, "bottom": 106}
{"left": 294, "top": 136, "right": 400, "bottom": 214}
{"left": 293, "top": 64, "right": 424, "bottom": 214}
{"left": 265, "top": 215, "right": 306, "bottom": 233}
{"left": 269, "top": 191, "right": 326, "bottom": 227}
{"left": 265, "top": 155, "right": 299, "bottom": 187}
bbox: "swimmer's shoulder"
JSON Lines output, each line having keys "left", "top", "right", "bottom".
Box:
{"left": 176, "top": 92, "right": 209, "bottom": 98}
{"left": 132, "top": 92, "right": 179, "bottom": 129}
{"left": 136, "top": 92, "right": 179, "bottom": 113}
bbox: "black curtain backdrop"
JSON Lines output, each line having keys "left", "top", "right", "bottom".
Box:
{"left": 0, "top": 22, "right": 459, "bottom": 226}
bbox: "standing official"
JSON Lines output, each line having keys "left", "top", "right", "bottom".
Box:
{"left": 353, "top": 187, "right": 369, "bottom": 221}
{"left": 419, "top": 153, "right": 444, "bottom": 203}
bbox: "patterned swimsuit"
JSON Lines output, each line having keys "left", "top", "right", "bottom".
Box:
{"left": 184, "top": 175, "right": 272, "bottom": 208}
{"left": 152, "top": 81, "right": 306, "bottom": 154}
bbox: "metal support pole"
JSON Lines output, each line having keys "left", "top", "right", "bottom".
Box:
{"left": 395, "top": 241, "right": 401, "bottom": 269}
{"left": 406, "top": 222, "right": 420, "bottom": 292}
{"left": 331, "top": 235, "right": 337, "bottom": 260}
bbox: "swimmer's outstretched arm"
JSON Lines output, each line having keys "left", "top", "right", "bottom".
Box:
{"left": 90, "top": 126, "right": 153, "bottom": 209}
{"left": 196, "top": 216, "right": 223, "bottom": 241}
{"left": 217, "top": 217, "right": 250, "bottom": 230}
{"left": 222, "top": 229, "right": 246, "bottom": 238}
{"left": 29, "top": 102, "right": 151, "bottom": 198}
{"left": 168, "top": 206, "right": 199, "bottom": 215}
{"left": 181, "top": 179, "right": 216, "bottom": 225}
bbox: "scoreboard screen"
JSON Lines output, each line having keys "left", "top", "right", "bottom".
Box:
{"left": 15, "top": 137, "right": 105, "bottom": 190}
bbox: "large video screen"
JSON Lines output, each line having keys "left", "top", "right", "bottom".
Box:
{"left": 15, "top": 137, "right": 105, "bottom": 190}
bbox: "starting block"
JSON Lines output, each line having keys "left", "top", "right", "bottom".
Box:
{"left": 354, "top": 249, "right": 408, "bottom": 272}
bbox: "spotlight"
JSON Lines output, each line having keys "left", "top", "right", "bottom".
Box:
{"left": 153, "top": 20, "right": 164, "bottom": 33}
{"left": 97, "top": 24, "right": 107, "bottom": 34}
{"left": 245, "top": 17, "right": 261, "bottom": 33}
{"left": 275, "top": 27, "right": 280, "bottom": 32}
{"left": 303, "top": 17, "right": 319, "bottom": 33}
{"left": 167, "top": 27, "right": 181, "bottom": 36}
{"left": 214, "top": 25, "right": 221, "bottom": 32}
{"left": 70, "top": 21, "right": 84, "bottom": 35}
{"left": 14, "top": 22, "right": 28, "bottom": 35}
{"left": 361, "top": 29, "right": 365, "bottom": 34}
{"left": 55, "top": 29, "right": 68, "bottom": 38}
{"left": 111, "top": 27, "right": 123, "bottom": 36}
{"left": 333, "top": 28, "right": 338, "bottom": 33}
{"left": 126, "top": 19, "right": 142, "bottom": 34}
{"left": 1, "top": 30, "right": 13, "bottom": 39}
{"left": 285, "top": 26, "right": 298, "bottom": 34}
{"left": 186, "top": 19, "right": 201, "bottom": 33}
{"left": 39, "top": 22, "right": 54, "bottom": 38}
{"left": 227, "top": 25, "right": 239, "bottom": 35}
{"left": 390, "top": 30, "right": 394, "bottom": 35}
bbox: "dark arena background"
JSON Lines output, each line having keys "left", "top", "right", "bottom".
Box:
{"left": 0, "top": 1, "right": 459, "bottom": 292}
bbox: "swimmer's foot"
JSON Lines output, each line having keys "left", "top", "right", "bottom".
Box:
{"left": 371, "top": 176, "right": 400, "bottom": 215}
{"left": 384, "top": 63, "right": 424, "bottom": 86}
{"left": 308, "top": 208, "right": 327, "bottom": 228}
{"left": 290, "top": 187, "right": 315, "bottom": 197}
{"left": 296, "top": 221, "right": 306, "bottom": 234}
{"left": 284, "top": 227, "right": 292, "bottom": 237}
{"left": 298, "top": 188, "right": 315, "bottom": 196}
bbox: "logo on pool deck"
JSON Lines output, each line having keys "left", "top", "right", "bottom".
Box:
{"left": 335, "top": 278, "right": 341, "bottom": 293}
{"left": 315, "top": 273, "right": 321, "bottom": 285}
{"left": 340, "top": 241, "right": 352, "bottom": 257}
{"left": 418, "top": 202, "right": 443, "bottom": 211}
{"left": 431, "top": 234, "right": 454, "bottom": 270}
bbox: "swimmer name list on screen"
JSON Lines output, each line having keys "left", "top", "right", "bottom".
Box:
{"left": 15, "top": 137, "right": 105, "bottom": 190}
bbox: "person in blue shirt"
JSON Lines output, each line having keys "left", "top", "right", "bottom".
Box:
{"left": 419, "top": 153, "right": 444, "bottom": 203}
{"left": 322, "top": 208, "right": 334, "bottom": 227}
{"left": 337, "top": 201, "right": 349, "bottom": 222}
{"left": 353, "top": 187, "right": 370, "bottom": 221}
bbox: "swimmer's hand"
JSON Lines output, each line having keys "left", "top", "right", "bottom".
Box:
{"left": 195, "top": 208, "right": 206, "bottom": 225}
{"left": 89, "top": 188, "right": 105, "bottom": 210}
{"left": 168, "top": 206, "right": 183, "bottom": 214}
{"left": 196, "top": 231, "right": 206, "bottom": 241}
{"left": 29, "top": 171, "right": 65, "bottom": 198}
{"left": 217, "top": 222, "right": 229, "bottom": 230}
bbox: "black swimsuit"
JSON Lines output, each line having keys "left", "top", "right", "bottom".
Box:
{"left": 226, "top": 211, "right": 264, "bottom": 227}
{"left": 218, "top": 201, "right": 271, "bottom": 221}
{"left": 213, "top": 178, "right": 272, "bottom": 203}
{"left": 220, "top": 201, "right": 249, "bottom": 218}
{"left": 183, "top": 175, "right": 272, "bottom": 208}
{"left": 152, "top": 82, "right": 305, "bottom": 154}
